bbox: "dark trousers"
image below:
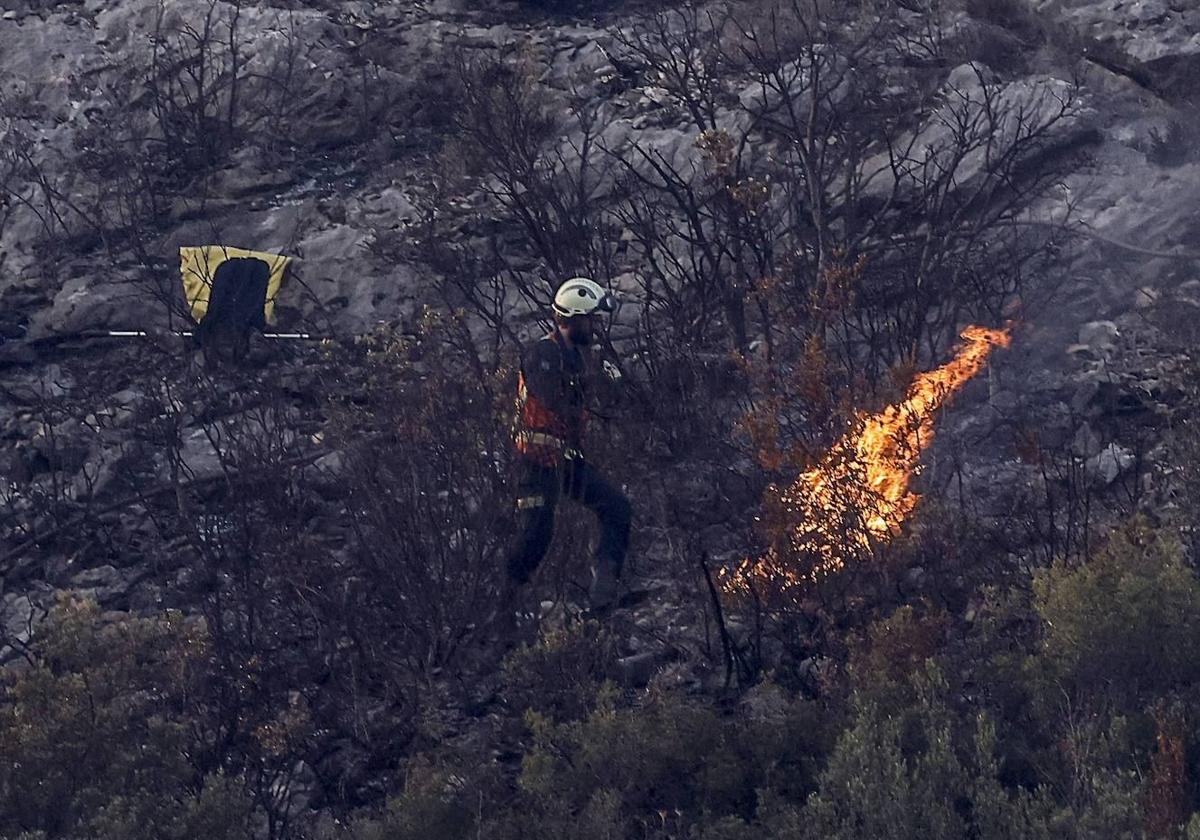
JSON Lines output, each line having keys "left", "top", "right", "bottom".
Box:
{"left": 506, "top": 457, "right": 632, "bottom": 586}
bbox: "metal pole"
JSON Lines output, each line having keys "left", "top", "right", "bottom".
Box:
{"left": 99, "top": 330, "right": 317, "bottom": 340}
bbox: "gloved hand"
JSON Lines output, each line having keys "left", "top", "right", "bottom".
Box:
{"left": 602, "top": 359, "right": 622, "bottom": 382}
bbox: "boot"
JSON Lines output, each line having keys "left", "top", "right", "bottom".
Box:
{"left": 491, "top": 578, "right": 537, "bottom": 647}
{"left": 491, "top": 577, "right": 520, "bottom": 638}
{"left": 588, "top": 560, "right": 620, "bottom": 614}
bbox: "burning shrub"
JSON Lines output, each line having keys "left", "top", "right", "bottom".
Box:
{"left": 724, "top": 326, "right": 1011, "bottom": 610}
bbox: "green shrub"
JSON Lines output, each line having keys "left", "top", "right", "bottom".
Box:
{"left": 501, "top": 620, "right": 619, "bottom": 721}
{"left": 794, "top": 665, "right": 970, "bottom": 840}
{"left": 0, "top": 595, "right": 255, "bottom": 839}
{"left": 1033, "top": 523, "right": 1200, "bottom": 705}
{"left": 506, "top": 683, "right": 829, "bottom": 839}
{"left": 845, "top": 605, "right": 949, "bottom": 714}
{"left": 341, "top": 763, "right": 477, "bottom": 840}
{"left": 518, "top": 694, "right": 753, "bottom": 831}
{"left": 88, "top": 773, "right": 254, "bottom": 840}
{"left": 772, "top": 664, "right": 1144, "bottom": 840}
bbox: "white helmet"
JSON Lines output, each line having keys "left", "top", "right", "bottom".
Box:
{"left": 552, "top": 277, "right": 616, "bottom": 318}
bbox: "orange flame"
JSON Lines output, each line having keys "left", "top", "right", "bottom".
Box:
{"left": 723, "top": 325, "right": 1011, "bottom": 602}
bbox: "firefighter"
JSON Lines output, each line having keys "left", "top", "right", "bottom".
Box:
{"left": 501, "top": 277, "right": 632, "bottom": 628}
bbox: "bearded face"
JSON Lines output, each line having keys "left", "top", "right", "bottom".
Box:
{"left": 561, "top": 314, "right": 597, "bottom": 346}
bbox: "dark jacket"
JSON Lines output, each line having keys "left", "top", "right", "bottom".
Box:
{"left": 514, "top": 331, "right": 589, "bottom": 465}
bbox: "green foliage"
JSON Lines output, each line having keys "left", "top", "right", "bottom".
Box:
{"left": 767, "top": 663, "right": 1148, "bottom": 840}
{"left": 845, "top": 604, "right": 949, "bottom": 713}
{"left": 340, "top": 763, "right": 477, "bottom": 840}
{"left": 18, "top": 531, "right": 1200, "bottom": 840}
{"left": 518, "top": 696, "right": 746, "bottom": 835}
{"left": 1033, "top": 523, "right": 1200, "bottom": 705}
{"left": 501, "top": 619, "right": 619, "bottom": 721}
{"left": 968, "top": 717, "right": 1062, "bottom": 840}
{"left": 327, "top": 567, "right": 1200, "bottom": 840}
{"left": 88, "top": 773, "right": 255, "bottom": 840}
{"left": 0, "top": 595, "right": 255, "bottom": 840}
{"left": 788, "top": 665, "right": 970, "bottom": 840}
{"left": 509, "top": 685, "right": 827, "bottom": 839}
{"left": 964, "top": 530, "right": 1200, "bottom": 836}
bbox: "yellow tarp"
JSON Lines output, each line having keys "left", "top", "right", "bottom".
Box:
{"left": 180, "top": 245, "right": 292, "bottom": 324}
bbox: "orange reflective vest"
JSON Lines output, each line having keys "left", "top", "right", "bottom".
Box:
{"left": 513, "top": 335, "right": 587, "bottom": 466}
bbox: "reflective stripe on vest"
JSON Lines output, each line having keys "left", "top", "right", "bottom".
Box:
{"left": 515, "top": 431, "right": 565, "bottom": 450}
{"left": 512, "top": 334, "right": 586, "bottom": 465}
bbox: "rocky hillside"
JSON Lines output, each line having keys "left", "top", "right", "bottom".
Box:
{"left": 0, "top": 0, "right": 1195, "bottom": 346}
{"left": 2, "top": 0, "right": 1200, "bottom": 836}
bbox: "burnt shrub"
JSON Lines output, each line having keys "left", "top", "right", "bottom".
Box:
{"left": 324, "top": 308, "right": 514, "bottom": 678}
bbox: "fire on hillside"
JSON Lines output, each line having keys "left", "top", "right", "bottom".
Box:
{"left": 722, "top": 325, "right": 1012, "bottom": 603}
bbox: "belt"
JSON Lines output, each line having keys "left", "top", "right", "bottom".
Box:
{"left": 515, "top": 431, "right": 565, "bottom": 449}
{"left": 515, "top": 431, "right": 582, "bottom": 462}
